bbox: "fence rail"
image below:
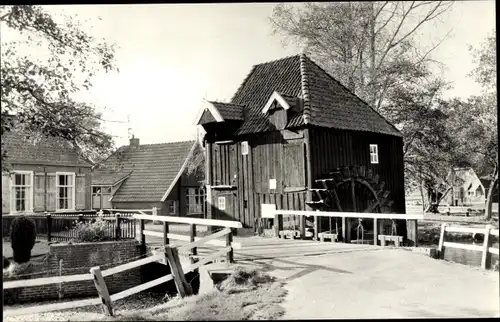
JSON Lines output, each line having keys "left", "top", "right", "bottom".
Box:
{"left": 438, "top": 223, "right": 499, "bottom": 269}
{"left": 3, "top": 210, "right": 238, "bottom": 318}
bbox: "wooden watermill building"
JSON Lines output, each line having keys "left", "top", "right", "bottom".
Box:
{"left": 195, "top": 54, "right": 407, "bottom": 241}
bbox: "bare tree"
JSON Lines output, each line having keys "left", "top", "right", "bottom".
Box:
{"left": 270, "top": 1, "right": 454, "bottom": 111}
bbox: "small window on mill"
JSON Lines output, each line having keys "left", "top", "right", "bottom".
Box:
{"left": 369, "top": 144, "right": 379, "bottom": 164}
{"left": 241, "top": 141, "right": 249, "bottom": 155}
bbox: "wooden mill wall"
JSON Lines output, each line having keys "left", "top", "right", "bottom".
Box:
{"left": 309, "top": 126, "right": 406, "bottom": 214}
{"left": 207, "top": 130, "right": 308, "bottom": 228}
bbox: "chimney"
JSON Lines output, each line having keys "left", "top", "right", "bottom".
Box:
{"left": 129, "top": 135, "right": 139, "bottom": 148}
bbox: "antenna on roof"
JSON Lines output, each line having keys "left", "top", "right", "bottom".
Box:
{"left": 127, "top": 114, "right": 133, "bottom": 139}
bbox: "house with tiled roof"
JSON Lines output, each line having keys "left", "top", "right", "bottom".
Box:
{"left": 446, "top": 167, "right": 486, "bottom": 206}
{"left": 195, "top": 54, "right": 409, "bottom": 242}
{"left": 2, "top": 116, "right": 93, "bottom": 215}
{"left": 91, "top": 137, "right": 204, "bottom": 217}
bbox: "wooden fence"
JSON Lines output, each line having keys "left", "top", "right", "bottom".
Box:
{"left": 438, "top": 223, "right": 499, "bottom": 269}
{"left": 2, "top": 210, "right": 141, "bottom": 242}
{"left": 269, "top": 208, "right": 423, "bottom": 246}
{"left": 3, "top": 213, "right": 242, "bottom": 317}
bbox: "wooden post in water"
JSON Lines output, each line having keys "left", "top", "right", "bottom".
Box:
{"left": 481, "top": 224, "right": 492, "bottom": 269}
{"left": 438, "top": 223, "right": 448, "bottom": 258}
{"left": 190, "top": 224, "right": 197, "bottom": 263}
{"left": 90, "top": 266, "right": 113, "bottom": 316}
{"left": 226, "top": 229, "right": 234, "bottom": 263}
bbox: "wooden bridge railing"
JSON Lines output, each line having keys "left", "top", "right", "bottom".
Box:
{"left": 4, "top": 214, "right": 242, "bottom": 317}
{"left": 269, "top": 209, "right": 424, "bottom": 246}
{"left": 438, "top": 223, "right": 499, "bottom": 269}
{"left": 133, "top": 214, "right": 243, "bottom": 263}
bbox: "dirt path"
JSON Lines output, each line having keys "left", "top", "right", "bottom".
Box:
{"left": 240, "top": 249, "right": 499, "bottom": 319}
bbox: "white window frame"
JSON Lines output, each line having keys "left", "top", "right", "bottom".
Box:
{"left": 369, "top": 144, "right": 379, "bottom": 164}
{"left": 10, "top": 170, "right": 34, "bottom": 213}
{"left": 241, "top": 141, "right": 249, "bottom": 155}
{"left": 186, "top": 187, "right": 205, "bottom": 214}
{"left": 218, "top": 196, "right": 226, "bottom": 210}
{"left": 169, "top": 200, "right": 177, "bottom": 215}
{"left": 56, "top": 172, "right": 76, "bottom": 211}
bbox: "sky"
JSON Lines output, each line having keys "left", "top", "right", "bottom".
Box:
{"left": 2, "top": 1, "right": 496, "bottom": 148}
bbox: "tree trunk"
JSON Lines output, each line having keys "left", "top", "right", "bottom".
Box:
{"left": 484, "top": 170, "right": 498, "bottom": 220}
{"left": 420, "top": 179, "right": 428, "bottom": 212}
{"left": 369, "top": 1, "right": 377, "bottom": 107}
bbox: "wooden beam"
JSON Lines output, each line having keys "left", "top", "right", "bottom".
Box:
{"left": 443, "top": 241, "right": 483, "bottom": 252}
{"left": 101, "top": 255, "right": 163, "bottom": 277}
{"left": 303, "top": 128, "right": 313, "bottom": 240}
{"left": 90, "top": 267, "right": 113, "bottom": 316}
{"left": 190, "top": 224, "right": 197, "bottom": 263}
{"left": 3, "top": 273, "right": 92, "bottom": 289}
{"left": 165, "top": 246, "right": 193, "bottom": 297}
{"left": 272, "top": 209, "right": 424, "bottom": 220}
{"left": 133, "top": 214, "right": 243, "bottom": 228}
{"left": 110, "top": 273, "right": 174, "bottom": 302}
{"left": 177, "top": 227, "right": 230, "bottom": 252}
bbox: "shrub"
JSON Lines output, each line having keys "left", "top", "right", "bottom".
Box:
{"left": 74, "top": 216, "right": 112, "bottom": 242}
{"left": 10, "top": 216, "right": 36, "bottom": 263}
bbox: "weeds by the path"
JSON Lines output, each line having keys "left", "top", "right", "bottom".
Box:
{"left": 4, "top": 266, "right": 287, "bottom": 321}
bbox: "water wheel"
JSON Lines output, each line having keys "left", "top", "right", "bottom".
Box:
{"left": 306, "top": 165, "right": 395, "bottom": 244}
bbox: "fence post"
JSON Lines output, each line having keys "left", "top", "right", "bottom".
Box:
{"left": 373, "top": 218, "right": 378, "bottom": 246}
{"left": 137, "top": 219, "right": 146, "bottom": 254}
{"left": 481, "top": 224, "right": 492, "bottom": 269}
{"left": 438, "top": 223, "right": 447, "bottom": 258}
{"left": 190, "top": 224, "right": 197, "bottom": 263}
{"left": 163, "top": 221, "right": 169, "bottom": 247}
{"left": 274, "top": 214, "right": 283, "bottom": 238}
{"left": 115, "top": 214, "right": 121, "bottom": 240}
{"left": 46, "top": 214, "right": 52, "bottom": 242}
{"left": 90, "top": 266, "right": 113, "bottom": 316}
{"left": 406, "top": 219, "right": 418, "bottom": 247}
{"left": 165, "top": 246, "right": 192, "bottom": 297}
{"left": 226, "top": 228, "right": 234, "bottom": 263}
{"left": 78, "top": 214, "right": 83, "bottom": 223}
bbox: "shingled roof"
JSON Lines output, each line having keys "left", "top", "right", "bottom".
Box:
{"left": 201, "top": 54, "right": 401, "bottom": 137}
{"left": 102, "top": 140, "right": 197, "bottom": 202}
{"left": 91, "top": 170, "right": 132, "bottom": 186}
{"left": 2, "top": 127, "right": 91, "bottom": 167}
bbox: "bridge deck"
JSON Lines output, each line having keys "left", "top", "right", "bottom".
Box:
{"left": 146, "top": 235, "right": 379, "bottom": 261}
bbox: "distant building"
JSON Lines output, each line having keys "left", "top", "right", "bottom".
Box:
{"left": 446, "top": 167, "right": 486, "bottom": 206}
{"left": 91, "top": 138, "right": 205, "bottom": 217}
{"left": 2, "top": 116, "right": 92, "bottom": 215}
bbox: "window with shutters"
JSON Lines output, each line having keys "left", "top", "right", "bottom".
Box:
{"left": 56, "top": 172, "right": 75, "bottom": 210}
{"left": 92, "top": 185, "right": 112, "bottom": 210}
{"left": 10, "top": 171, "right": 33, "bottom": 213}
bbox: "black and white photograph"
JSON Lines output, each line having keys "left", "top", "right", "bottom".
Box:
{"left": 1, "top": 1, "right": 498, "bottom": 320}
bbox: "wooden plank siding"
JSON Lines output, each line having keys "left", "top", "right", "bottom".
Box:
{"left": 309, "top": 127, "right": 406, "bottom": 215}
{"left": 207, "top": 130, "right": 308, "bottom": 228}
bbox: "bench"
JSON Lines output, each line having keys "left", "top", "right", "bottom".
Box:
{"left": 378, "top": 235, "right": 403, "bottom": 247}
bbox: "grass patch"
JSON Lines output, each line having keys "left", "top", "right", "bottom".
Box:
{"left": 4, "top": 266, "right": 287, "bottom": 321}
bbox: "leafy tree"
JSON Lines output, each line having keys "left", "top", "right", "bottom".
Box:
{"left": 10, "top": 216, "right": 36, "bottom": 263}
{"left": 270, "top": 1, "right": 453, "bottom": 110}
{"left": 1, "top": 5, "right": 119, "bottom": 171}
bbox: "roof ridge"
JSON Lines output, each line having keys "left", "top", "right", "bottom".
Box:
{"left": 302, "top": 55, "right": 402, "bottom": 136}
{"left": 299, "top": 54, "right": 311, "bottom": 124}
{"left": 116, "top": 140, "right": 195, "bottom": 151}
